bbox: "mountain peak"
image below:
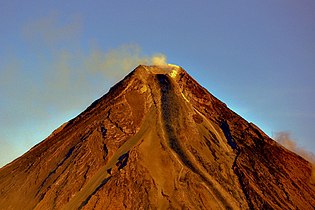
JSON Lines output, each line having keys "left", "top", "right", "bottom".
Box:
{"left": 133, "top": 64, "right": 182, "bottom": 78}
{"left": 0, "top": 65, "right": 314, "bottom": 209}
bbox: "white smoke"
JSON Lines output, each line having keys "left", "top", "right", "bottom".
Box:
{"left": 275, "top": 132, "right": 315, "bottom": 184}
{"left": 84, "top": 45, "right": 168, "bottom": 80}
{"left": 151, "top": 54, "right": 168, "bottom": 66}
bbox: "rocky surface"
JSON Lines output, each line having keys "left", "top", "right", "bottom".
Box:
{"left": 0, "top": 65, "right": 314, "bottom": 209}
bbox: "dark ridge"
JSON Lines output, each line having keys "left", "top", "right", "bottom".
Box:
{"left": 203, "top": 136, "right": 218, "bottom": 161}
{"left": 206, "top": 126, "right": 220, "bottom": 145}
{"left": 37, "top": 146, "right": 76, "bottom": 195}
{"left": 116, "top": 152, "right": 129, "bottom": 170}
{"left": 100, "top": 125, "right": 107, "bottom": 138}
{"left": 78, "top": 176, "right": 112, "bottom": 209}
{"left": 80, "top": 129, "right": 93, "bottom": 141}
{"left": 225, "top": 123, "right": 254, "bottom": 209}
{"left": 83, "top": 165, "right": 90, "bottom": 180}
{"left": 103, "top": 144, "right": 108, "bottom": 160}
{"left": 233, "top": 164, "right": 255, "bottom": 210}
{"left": 220, "top": 121, "right": 237, "bottom": 150}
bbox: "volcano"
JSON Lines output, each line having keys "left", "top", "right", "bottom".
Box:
{"left": 0, "top": 65, "right": 314, "bottom": 209}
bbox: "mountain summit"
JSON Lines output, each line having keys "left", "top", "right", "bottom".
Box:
{"left": 0, "top": 65, "right": 314, "bottom": 209}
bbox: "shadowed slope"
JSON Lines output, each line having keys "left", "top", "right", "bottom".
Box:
{"left": 0, "top": 65, "right": 314, "bottom": 209}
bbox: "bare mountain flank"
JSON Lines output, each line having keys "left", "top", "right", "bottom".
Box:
{"left": 0, "top": 65, "right": 314, "bottom": 209}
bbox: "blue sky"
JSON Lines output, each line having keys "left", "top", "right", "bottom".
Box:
{"left": 0, "top": 0, "right": 315, "bottom": 167}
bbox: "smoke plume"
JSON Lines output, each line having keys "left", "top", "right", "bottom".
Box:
{"left": 151, "top": 54, "right": 168, "bottom": 66}
{"left": 275, "top": 132, "right": 315, "bottom": 184}
{"left": 0, "top": 43, "right": 168, "bottom": 167}
{"left": 0, "top": 12, "right": 170, "bottom": 167}
{"left": 84, "top": 45, "right": 168, "bottom": 80}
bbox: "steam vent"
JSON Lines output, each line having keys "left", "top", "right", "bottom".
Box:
{"left": 0, "top": 65, "right": 314, "bottom": 209}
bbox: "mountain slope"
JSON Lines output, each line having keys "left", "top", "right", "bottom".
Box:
{"left": 0, "top": 65, "right": 314, "bottom": 209}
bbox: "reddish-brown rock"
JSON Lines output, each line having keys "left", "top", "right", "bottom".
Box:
{"left": 0, "top": 65, "right": 314, "bottom": 209}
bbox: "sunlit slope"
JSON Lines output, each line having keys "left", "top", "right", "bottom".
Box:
{"left": 0, "top": 65, "right": 314, "bottom": 209}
